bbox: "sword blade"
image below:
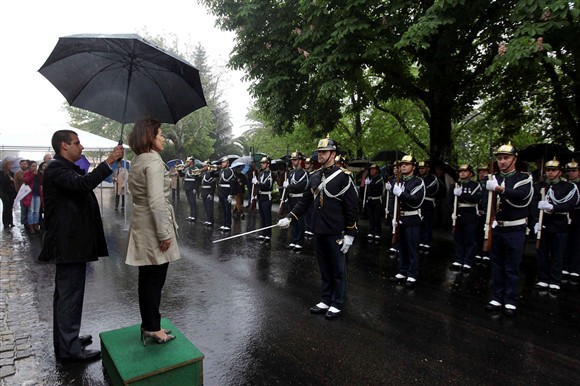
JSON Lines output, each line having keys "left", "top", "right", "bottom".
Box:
{"left": 212, "top": 224, "right": 279, "bottom": 243}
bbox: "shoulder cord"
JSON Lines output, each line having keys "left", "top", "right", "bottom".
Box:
{"left": 501, "top": 175, "right": 533, "bottom": 208}
{"left": 259, "top": 171, "right": 272, "bottom": 185}
{"left": 547, "top": 183, "right": 579, "bottom": 205}
{"left": 221, "top": 169, "right": 234, "bottom": 182}
{"left": 290, "top": 170, "right": 307, "bottom": 184}
{"left": 312, "top": 169, "right": 344, "bottom": 201}
{"left": 203, "top": 173, "right": 215, "bottom": 183}
{"left": 321, "top": 176, "right": 356, "bottom": 201}
{"left": 403, "top": 179, "right": 426, "bottom": 209}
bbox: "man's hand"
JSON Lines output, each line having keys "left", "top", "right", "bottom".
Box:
{"left": 486, "top": 175, "right": 498, "bottom": 191}
{"left": 283, "top": 180, "right": 289, "bottom": 188}
{"left": 277, "top": 217, "right": 291, "bottom": 229}
{"left": 533, "top": 223, "right": 540, "bottom": 234}
{"left": 340, "top": 235, "right": 354, "bottom": 253}
{"left": 227, "top": 195, "right": 233, "bottom": 203}
{"left": 252, "top": 177, "right": 258, "bottom": 184}
{"left": 385, "top": 181, "right": 392, "bottom": 191}
{"left": 364, "top": 177, "right": 371, "bottom": 185}
{"left": 393, "top": 183, "right": 404, "bottom": 197}
{"left": 453, "top": 186, "right": 462, "bottom": 196}
{"left": 106, "top": 145, "right": 125, "bottom": 166}
{"left": 159, "top": 238, "right": 171, "bottom": 252}
{"left": 538, "top": 200, "right": 553, "bottom": 211}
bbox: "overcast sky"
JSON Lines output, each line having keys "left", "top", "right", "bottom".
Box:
{"left": 0, "top": 0, "right": 253, "bottom": 151}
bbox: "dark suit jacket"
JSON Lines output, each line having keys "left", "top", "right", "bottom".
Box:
{"left": 39, "top": 155, "right": 112, "bottom": 264}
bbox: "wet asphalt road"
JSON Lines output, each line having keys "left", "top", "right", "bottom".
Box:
{"left": 4, "top": 190, "right": 580, "bottom": 385}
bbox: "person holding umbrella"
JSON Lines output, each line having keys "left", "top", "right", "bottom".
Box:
{"left": 39, "top": 129, "right": 124, "bottom": 362}
{"left": 125, "top": 117, "right": 180, "bottom": 346}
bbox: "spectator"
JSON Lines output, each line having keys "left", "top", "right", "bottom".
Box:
{"left": 0, "top": 158, "right": 17, "bottom": 228}
{"left": 22, "top": 161, "right": 42, "bottom": 233}
{"left": 13, "top": 159, "right": 30, "bottom": 227}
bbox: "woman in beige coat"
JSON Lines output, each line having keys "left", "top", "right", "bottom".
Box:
{"left": 126, "top": 117, "right": 180, "bottom": 346}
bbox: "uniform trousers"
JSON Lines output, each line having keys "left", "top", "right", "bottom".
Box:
{"left": 491, "top": 227, "right": 526, "bottom": 307}
{"left": 367, "top": 198, "right": 383, "bottom": 237}
{"left": 536, "top": 232, "right": 567, "bottom": 284}
{"left": 288, "top": 197, "right": 305, "bottom": 245}
{"left": 258, "top": 196, "right": 272, "bottom": 237}
{"left": 218, "top": 194, "right": 232, "bottom": 227}
{"left": 564, "top": 219, "right": 580, "bottom": 274}
{"left": 475, "top": 214, "right": 486, "bottom": 257}
{"left": 398, "top": 222, "right": 421, "bottom": 279}
{"left": 185, "top": 189, "right": 197, "bottom": 218}
{"left": 453, "top": 221, "right": 477, "bottom": 265}
{"left": 420, "top": 204, "right": 434, "bottom": 246}
{"left": 1, "top": 195, "right": 15, "bottom": 226}
{"left": 305, "top": 202, "right": 314, "bottom": 233}
{"left": 138, "top": 263, "right": 169, "bottom": 331}
{"left": 53, "top": 262, "right": 86, "bottom": 358}
{"left": 314, "top": 234, "right": 347, "bottom": 309}
{"left": 202, "top": 192, "right": 214, "bottom": 223}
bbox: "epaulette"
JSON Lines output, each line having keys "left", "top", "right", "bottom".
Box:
{"left": 312, "top": 167, "right": 322, "bottom": 174}
{"left": 341, "top": 167, "right": 352, "bottom": 175}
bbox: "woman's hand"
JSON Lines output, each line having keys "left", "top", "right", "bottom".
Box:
{"left": 159, "top": 238, "right": 171, "bottom": 252}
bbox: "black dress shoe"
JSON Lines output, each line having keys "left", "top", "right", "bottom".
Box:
{"left": 325, "top": 309, "right": 341, "bottom": 320}
{"left": 79, "top": 335, "right": 93, "bottom": 346}
{"left": 503, "top": 307, "right": 516, "bottom": 317}
{"left": 485, "top": 302, "right": 502, "bottom": 312}
{"left": 309, "top": 305, "right": 329, "bottom": 314}
{"left": 59, "top": 348, "right": 101, "bottom": 363}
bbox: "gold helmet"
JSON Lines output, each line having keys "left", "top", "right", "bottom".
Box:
{"left": 545, "top": 157, "right": 561, "bottom": 169}
{"left": 566, "top": 159, "right": 578, "bottom": 171}
{"left": 370, "top": 163, "right": 380, "bottom": 170}
{"left": 417, "top": 160, "right": 428, "bottom": 168}
{"left": 494, "top": 142, "right": 518, "bottom": 156}
{"left": 290, "top": 151, "right": 302, "bottom": 160}
{"left": 260, "top": 156, "right": 270, "bottom": 164}
{"left": 317, "top": 136, "right": 338, "bottom": 151}
{"left": 398, "top": 154, "right": 416, "bottom": 165}
{"left": 304, "top": 157, "right": 312, "bottom": 164}
{"left": 458, "top": 164, "right": 474, "bottom": 174}
{"left": 477, "top": 164, "right": 489, "bottom": 171}
{"left": 219, "top": 156, "right": 229, "bottom": 163}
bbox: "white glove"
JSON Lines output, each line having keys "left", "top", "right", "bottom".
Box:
{"left": 392, "top": 218, "right": 397, "bottom": 228}
{"left": 393, "top": 183, "right": 404, "bottom": 197}
{"left": 453, "top": 186, "right": 463, "bottom": 196}
{"left": 192, "top": 189, "right": 197, "bottom": 195}
{"left": 538, "top": 200, "right": 554, "bottom": 211}
{"left": 385, "top": 208, "right": 390, "bottom": 217}
{"left": 486, "top": 175, "right": 498, "bottom": 191}
{"left": 252, "top": 177, "right": 258, "bottom": 184}
{"left": 207, "top": 194, "right": 212, "bottom": 200}
{"left": 340, "top": 235, "right": 354, "bottom": 253}
{"left": 227, "top": 195, "right": 233, "bottom": 203}
{"left": 277, "top": 217, "right": 291, "bottom": 229}
{"left": 533, "top": 223, "right": 540, "bottom": 234}
{"left": 283, "top": 180, "right": 289, "bottom": 188}
{"left": 385, "top": 181, "right": 392, "bottom": 191}
{"left": 365, "top": 177, "right": 371, "bottom": 185}
{"left": 451, "top": 213, "right": 458, "bottom": 221}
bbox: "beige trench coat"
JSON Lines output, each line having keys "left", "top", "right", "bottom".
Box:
{"left": 113, "top": 167, "right": 128, "bottom": 195}
{"left": 125, "top": 151, "right": 181, "bottom": 266}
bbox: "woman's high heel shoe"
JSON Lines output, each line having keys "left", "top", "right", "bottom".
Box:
{"left": 141, "top": 327, "right": 172, "bottom": 334}
{"left": 140, "top": 330, "right": 176, "bottom": 346}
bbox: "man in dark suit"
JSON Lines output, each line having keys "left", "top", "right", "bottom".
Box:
{"left": 39, "top": 129, "right": 123, "bottom": 363}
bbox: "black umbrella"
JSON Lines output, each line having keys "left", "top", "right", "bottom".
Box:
{"left": 371, "top": 149, "right": 401, "bottom": 162}
{"left": 39, "top": 34, "right": 207, "bottom": 140}
{"left": 518, "top": 143, "right": 573, "bottom": 163}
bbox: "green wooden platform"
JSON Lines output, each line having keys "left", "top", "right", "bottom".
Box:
{"left": 99, "top": 318, "right": 204, "bottom": 386}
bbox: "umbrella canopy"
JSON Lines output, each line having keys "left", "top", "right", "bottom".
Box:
{"left": 348, "top": 158, "right": 372, "bottom": 172}
{"left": 371, "top": 150, "right": 401, "bottom": 163}
{"left": 39, "top": 34, "right": 207, "bottom": 130}
{"left": 166, "top": 159, "right": 184, "bottom": 170}
{"left": 231, "top": 156, "right": 253, "bottom": 169}
{"left": 0, "top": 156, "right": 22, "bottom": 173}
{"left": 518, "top": 143, "right": 573, "bottom": 163}
{"left": 270, "top": 159, "right": 287, "bottom": 172}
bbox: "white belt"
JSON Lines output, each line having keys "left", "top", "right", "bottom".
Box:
{"left": 259, "top": 191, "right": 272, "bottom": 196}
{"left": 458, "top": 203, "right": 476, "bottom": 208}
{"left": 184, "top": 178, "right": 196, "bottom": 182}
{"left": 401, "top": 210, "right": 420, "bottom": 217}
{"left": 219, "top": 184, "right": 230, "bottom": 187}
{"left": 496, "top": 218, "right": 527, "bottom": 227}
{"left": 201, "top": 185, "right": 211, "bottom": 189}
{"left": 368, "top": 196, "right": 381, "bottom": 200}
{"left": 424, "top": 197, "right": 435, "bottom": 202}
{"left": 289, "top": 193, "right": 303, "bottom": 197}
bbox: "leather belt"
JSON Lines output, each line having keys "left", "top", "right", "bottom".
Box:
{"left": 401, "top": 210, "right": 420, "bottom": 217}
{"left": 289, "top": 193, "right": 303, "bottom": 197}
{"left": 496, "top": 218, "right": 527, "bottom": 227}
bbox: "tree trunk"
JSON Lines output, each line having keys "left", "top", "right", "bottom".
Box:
{"left": 427, "top": 103, "right": 453, "bottom": 163}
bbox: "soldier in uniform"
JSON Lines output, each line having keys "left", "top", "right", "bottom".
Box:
{"left": 474, "top": 164, "right": 490, "bottom": 264}
{"left": 484, "top": 143, "right": 533, "bottom": 317}
{"left": 183, "top": 157, "right": 199, "bottom": 221}
{"left": 278, "top": 137, "right": 358, "bottom": 320}
{"left": 303, "top": 157, "right": 315, "bottom": 237}
{"left": 417, "top": 160, "right": 441, "bottom": 252}
{"left": 200, "top": 161, "right": 216, "bottom": 226}
{"left": 530, "top": 158, "right": 579, "bottom": 293}
{"left": 364, "top": 163, "right": 385, "bottom": 242}
{"left": 388, "top": 155, "right": 426, "bottom": 287}
{"left": 284, "top": 151, "right": 309, "bottom": 250}
{"left": 252, "top": 157, "right": 274, "bottom": 241}
{"left": 449, "top": 164, "right": 482, "bottom": 272}
{"left": 563, "top": 159, "right": 580, "bottom": 282}
{"left": 217, "top": 156, "right": 235, "bottom": 231}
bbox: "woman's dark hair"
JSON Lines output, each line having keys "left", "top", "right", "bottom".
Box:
{"left": 127, "top": 117, "right": 161, "bottom": 155}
